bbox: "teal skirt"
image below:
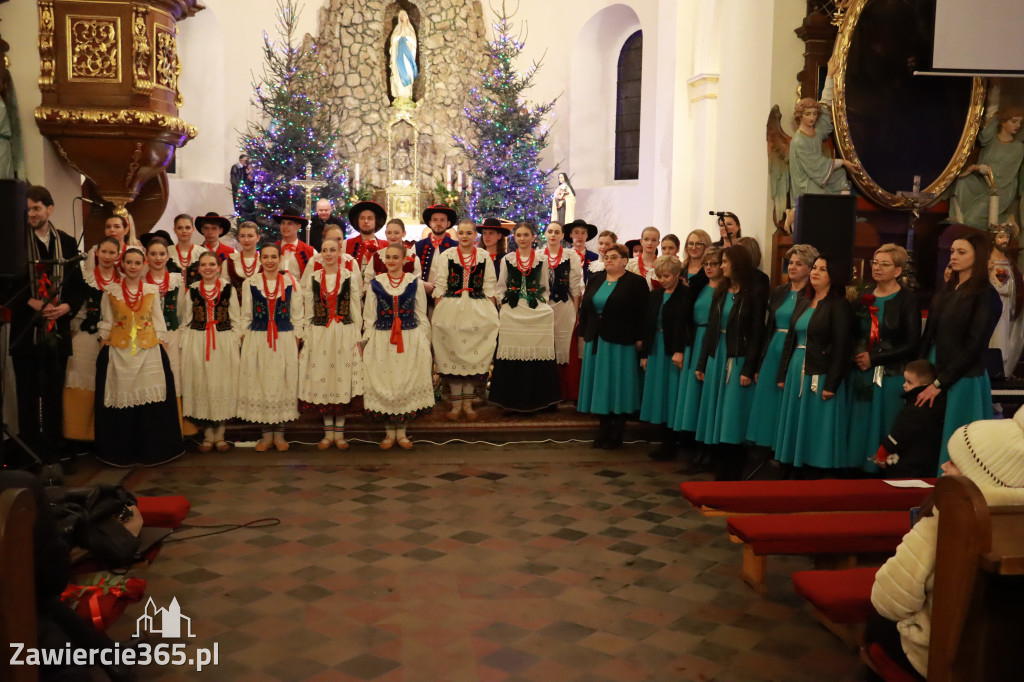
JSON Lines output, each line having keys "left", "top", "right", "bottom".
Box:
{"left": 847, "top": 370, "right": 905, "bottom": 472}
{"left": 695, "top": 344, "right": 754, "bottom": 445}
{"left": 671, "top": 328, "right": 707, "bottom": 432}
{"left": 939, "top": 373, "right": 992, "bottom": 468}
{"left": 746, "top": 329, "right": 787, "bottom": 447}
{"left": 773, "top": 352, "right": 852, "bottom": 469}
{"left": 578, "top": 338, "right": 642, "bottom": 415}
{"left": 639, "top": 332, "right": 680, "bottom": 426}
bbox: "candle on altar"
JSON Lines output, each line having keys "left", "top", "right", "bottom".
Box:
{"left": 468, "top": 177, "right": 473, "bottom": 193}
{"left": 446, "top": 165, "right": 452, "bottom": 191}
{"left": 457, "top": 170, "right": 463, "bottom": 191}
{"left": 354, "top": 163, "right": 361, "bottom": 187}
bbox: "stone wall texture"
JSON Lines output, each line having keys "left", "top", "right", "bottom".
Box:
{"left": 311, "top": 0, "right": 487, "bottom": 194}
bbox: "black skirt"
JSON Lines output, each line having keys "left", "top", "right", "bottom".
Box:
{"left": 94, "top": 346, "right": 184, "bottom": 467}
{"left": 488, "top": 358, "right": 561, "bottom": 412}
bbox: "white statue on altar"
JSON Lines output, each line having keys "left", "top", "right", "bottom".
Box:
{"left": 389, "top": 10, "right": 418, "bottom": 103}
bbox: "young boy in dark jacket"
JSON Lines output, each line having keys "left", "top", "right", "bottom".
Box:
{"left": 872, "top": 359, "right": 946, "bottom": 478}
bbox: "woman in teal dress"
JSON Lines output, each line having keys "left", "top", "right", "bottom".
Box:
{"left": 640, "top": 256, "right": 691, "bottom": 460}
{"left": 671, "top": 247, "right": 724, "bottom": 438}
{"left": 747, "top": 243, "right": 817, "bottom": 448}
{"left": 848, "top": 244, "right": 922, "bottom": 470}
{"left": 774, "top": 255, "right": 853, "bottom": 473}
{"left": 916, "top": 232, "right": 1002, "bottom": 468}
{"left": 694, "top": 245, "right": 767, "bottom": 480}
{"left": 578, "top": 244, "right": 650, "bottom": 448}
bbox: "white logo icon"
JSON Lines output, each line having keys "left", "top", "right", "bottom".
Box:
{"left": 134, "top": 597, "right": 195, "bottom": 639}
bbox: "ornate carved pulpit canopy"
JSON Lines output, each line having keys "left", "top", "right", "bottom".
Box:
{"left": 34, "top": 0, "right": 202, "bottom": 222}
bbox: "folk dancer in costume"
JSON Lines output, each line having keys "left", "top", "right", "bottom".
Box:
{"left": 345, "top": 201, "right": 388, "bottom": 270}
{"left": 489, "top": 222, "right": 562, "bottom": 412}
{"left": 140, "top": 231, "right": 185, "bottom": 399}
{"left": 660, "top": 234, "right": 680, "bottom": 259}
{"left": 94, "top": 247, "right": 183, "bottom": 467}
{"left": 416, "top": 205, "right": 458, "bottom": 297}
{"left": 238, "top": 243, "right": 304, "bottom": 452}
{"left": 478, "top": 217, "right": 512, "bottom": 278}
{"left": 363, "top": 218, "right": 420, "bottom": 289}
{"left": 13, "top": 185, "right": 85, "bottom": 456}
{"left": 565, "top": 219, "right": 599, "bottom": 285}
{"left": 179, "top": 251, "right": 241, "bottom": 453}
{"left": 275, "top": 205, "right": 317, "bottom": 277}
{"left": 430, "top": 219, "right": 499, "bottom": 420}
{"left": 222, "top": 221, "right": 262, "bottom": 303}
{"left": 543, "top": 222, "right": 584, "bottom": 402}
{"left": 626, "top": 226, "right": 661, "bottom": 290}
{"left": 299, "top": 238, "right": 364, "bottom": 450}
{"left": 169, "top": 213, "right": 202, "bottom": 285}
{"left": 63, "top": 237, "right": 120, "bottom": 442}
{"left": 301, "top": 223, "right": 360, "bottom": 290}
{"left": 590, "top": 230, "right": 617, "bottom": 276}
{"left": 362, "top": 244, "right": 435, "bottom": 449}
{"left": 195, "top": 212, "right": 236, "bottom": 264}
{"left": 84, "top": 215, "right": 135, "bottom": 274}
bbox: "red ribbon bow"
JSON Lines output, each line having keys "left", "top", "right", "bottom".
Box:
{"left": 263, "top": 272, "right": 284, "bottom": 351}
{"left": 201, "top": 280, "right": 222, "bottom": 361}
{"left": 389, "top": 295, "right": 404, "bottom": 353}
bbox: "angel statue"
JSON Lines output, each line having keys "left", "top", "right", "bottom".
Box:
{"left": 389, "top": 10, "right": 418, "bottom": 104}
{"left": 766, "top": 57, "right": 860, "bottom": 230}
{"left": 989, "top": 222, "right": 1024, "bottom": 377}
{"left": 947, "top": 91, "right": 1024, "bottom": 229}
{"left": 550, "top": 172, "right": 576, "bottom": 224}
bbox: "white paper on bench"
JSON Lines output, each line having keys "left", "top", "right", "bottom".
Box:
{"left": 882, "top": 479, "right": 934, "bottom": 488}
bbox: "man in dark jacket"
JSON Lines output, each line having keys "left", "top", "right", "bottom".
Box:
{"left": 9, "top": 185, "right": 84, "bottom": 461}
{"left": 308, "top": 198, "right": 345, "bottom": 251}
{"left": 873, "top": 360, "right": 945, "bottom": 478}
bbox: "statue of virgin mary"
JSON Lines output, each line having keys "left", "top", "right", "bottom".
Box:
{"left": 389, "top": 10, "right": 418, "bottom": 104}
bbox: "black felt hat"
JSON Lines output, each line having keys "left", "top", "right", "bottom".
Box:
{"left": 476, "top": 217, "right": 514, "bottom": 234}
{"left": 139, "top": 229, "right": 174, "bottom": 250}
{"left": 624, "top": 239, "right": 642, "bottom": 254}
{"left": 348, "top": 201, "right": 387, "bottom": 230}
{"left": 422, "top": 204, "right": 458, "bottom": 226}
{"left": 271, "top": 206, "right": 309, "bottom": 228}
{"left": 564, "top": 219, "right": 597, "bottom": 241}
{"left": 194, "top": 212, "right": 231, "bottom": 236}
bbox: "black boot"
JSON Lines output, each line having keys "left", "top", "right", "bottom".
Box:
{"left": 607, "top": 415, "right": 627, "bottom": 449}
{"left": 593, "top": 416, "right": 612, "bottom": 449}
{"left": 649, "top": 426, "right": 677, "bottom": 461}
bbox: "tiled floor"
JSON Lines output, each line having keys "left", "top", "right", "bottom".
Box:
{"left": 100, "top": 444, "right": 868, "bottom": 681}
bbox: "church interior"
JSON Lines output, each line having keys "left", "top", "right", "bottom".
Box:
{"left": 1, "top": 0, "right": 1024, "bottom": 681}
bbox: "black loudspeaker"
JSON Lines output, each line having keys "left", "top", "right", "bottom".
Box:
{"left": 0, "top": 179, "right": 27, "bottom": 279}
{"left": 794, "top": 194, "right": 856, "bottom": 286}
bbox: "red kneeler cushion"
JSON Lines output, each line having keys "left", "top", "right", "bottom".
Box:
{"left": 136, "top": 495, "right": 191, "bottom": 528}
{"left": 727, "top": 511, "right": 910, "bottom": 556}
{"left": 868, "top": 643, "right": 922, "bottom": 682}
{"left": 680, "top": 479, "right": 935, "bottom": 514}
{"left": 792, "top": 567, "right": 878, "bottom": 624}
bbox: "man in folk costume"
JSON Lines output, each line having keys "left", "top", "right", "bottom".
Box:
{"left": 195, "top": 212, "right": 236, "bottom": 264}
{"left": 11, "top": 185, "right": 85, "bottom": 457}
{"left": 416, "top": 205, "right": 458, "bottom": 296}
{"left": 345, "top": 201, "right": 388, "bottom": 270}
{"left": 274, "top": 205, "right": 317, "bottom": 277}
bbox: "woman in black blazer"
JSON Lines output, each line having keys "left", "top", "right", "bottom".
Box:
{"left": 917, "top": 231, "right": 1002, "bottom": 467}
{"left": 577, "top": 244, "right": 650, "bottom": 448}
{"left": 639, "top": 256, "right": 692, "bottom": 460}
{"left": 774, "top": 255, "right": 854, "bottom": 473}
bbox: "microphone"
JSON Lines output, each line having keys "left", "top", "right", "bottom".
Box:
{"left": 33, "top": 252, "right": 88, "bottom": 266}
{"left": 708, "top": 211, "right": 727, "bottom": 217}
{"left": 76, "top": 197, "right": 104, "bottom": 206}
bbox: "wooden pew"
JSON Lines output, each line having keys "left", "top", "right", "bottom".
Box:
{"left": 0, "top": 488, "right": 38, "bottom": 682}
{"left": 926, "top": 475, "right": 1024, "bottom": 682}
{"left": 680, "top": 479, "right": 934, "bottom": 517}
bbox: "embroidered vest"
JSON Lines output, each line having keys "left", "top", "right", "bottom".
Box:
{"left": 371, "top": 280, "right": 418, "bottom": 331}
{"left": 311, "top": 276, "right": 354, "bottom": 327}
{"left": 81, "top": 285, "right": 104, "bottom": 334}
{"left": 548, "top": 258, "right": 572, "bottom": 303}
{"left": 444, "top": 260, "right": 487, "bottom": 299}
{"left": 188, "top": 286, "right": 233, "bottom": 331}
{"left": 248, "top": 282, "right": 294, "bottom": 332}
{"left": 502, "top": 264, "right": 546, "bottom": 309}
{"left": 226, "top": 256, "right": 260, "bottom": 302}
{"left": 183, "top": 261, "right": 201, "bottom": 287}
{"left": 161, "top": 289, "right": 180, "bottom": 331}
{"left": 416, "top": 236, "right": 455, "bottom": 280}
{"left": 108, "top": 294, "right": 159, "bottom": 350}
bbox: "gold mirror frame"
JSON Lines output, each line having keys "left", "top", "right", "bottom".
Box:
{"left": 831, "top": 0, "right": 986, "bottom": 210}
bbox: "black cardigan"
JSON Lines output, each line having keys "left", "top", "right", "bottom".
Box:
{"left": 920, "top": 282, "right": 1001, "bottom": 388}
{"left": 859, "top": 287, "right": 922, "bottom": 377}
{"left": 759, "top": 284, "right": 803, "bottom": 364}
{"left": 671, "top": 268, "right": 710, "bottom": 351}
{"left": 697, "top": 284, "right": 767, "bottom": 378}
{"left": 640, "top": 285, "right": 692, "bottom": 358}
{"left": 777, "top": 294, "right": 852, "bottom": 393}
{"left": 578, "top": 270, "right": 649, "bottom": 346}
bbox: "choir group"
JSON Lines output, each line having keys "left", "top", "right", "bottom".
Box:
{"left": 58, "top": 196, "right": 1000, "bottom": 477}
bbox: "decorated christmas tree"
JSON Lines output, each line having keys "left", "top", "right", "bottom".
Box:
{"left": 454, "top": 2, "right": 556, "bottom": 227}
{"left": 238, "top": 0, "right": 347, "bottom": 237}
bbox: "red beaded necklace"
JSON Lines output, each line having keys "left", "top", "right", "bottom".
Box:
{"left": 545, "top": 245, "right": 563, "bottom": 270}
{"left": 120, "top": 279, "right": 144, "bottom": 312}
{"left": 239, "top": 252, "right": 259, "bottom": 278}
{"left": 145, "top": 270, "right": 170, "bottom": 297}
{"left": 94, "top": 266, "right": 119, "bottom": 289}
{"left": 386, "top": 271, "right": 405, "bottom": 288}
{"left": 637, "top": 253, "right": 654, "bottom": 278}
{"left": 175, "top": 244, "right": 194, "bottom": 268}
{"left": 457, "top": 246, "right": 477, "bottom": 270}
{"left": 515, "top": 249, "right": 535, "bottom": 275}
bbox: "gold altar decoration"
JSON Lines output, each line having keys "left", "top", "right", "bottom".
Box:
{"left": 34, "top": 0, "right": 202, "bottom": 230}
{"left": 385, "top": 109, "right": 426, "bottom": 224}
{"left": 830, "top": 0, "right": 985, "bottom": 210}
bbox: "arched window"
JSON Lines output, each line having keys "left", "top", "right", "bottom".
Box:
{"left": 614, "top": 31, "right": 643, "bottom": 181}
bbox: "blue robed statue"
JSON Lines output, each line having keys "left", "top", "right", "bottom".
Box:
{"left": 390, "top": 10, "right": 418, "bottom": 103}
